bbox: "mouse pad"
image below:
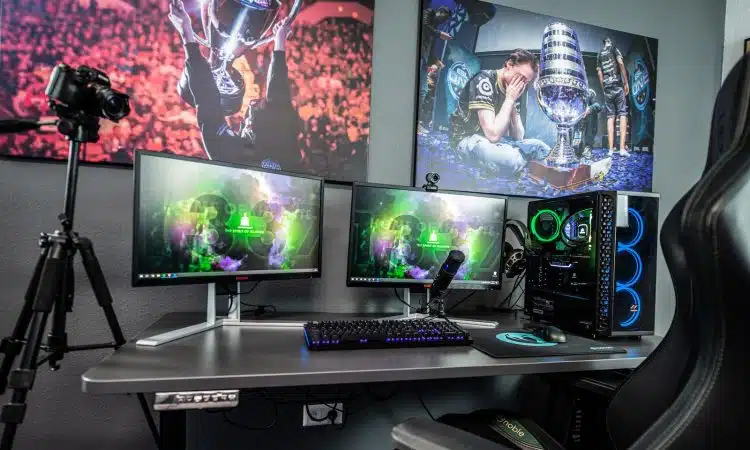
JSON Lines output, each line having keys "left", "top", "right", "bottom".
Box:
{"left": 470, "top": 329, "right": 627, "bottom": 358}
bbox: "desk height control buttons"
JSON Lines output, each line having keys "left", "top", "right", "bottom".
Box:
{"left": 154, "top": 390, "right": 240, "bottom": 411}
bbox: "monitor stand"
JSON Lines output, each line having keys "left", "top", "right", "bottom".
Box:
{"left": 135, "top": 283, "right": 307, "bottom": 347}
{"left": 396, "top": 289, "right": 498, "bottom": 329}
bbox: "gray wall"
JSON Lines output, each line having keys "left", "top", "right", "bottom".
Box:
{"left": 722, "top": 0, "right": 748, "bottom": 80}
{"left": 0, "top": 0, "right": 725, "bottom": 448}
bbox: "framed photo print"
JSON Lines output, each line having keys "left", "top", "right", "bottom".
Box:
{"left": 414, "top": 1, "right": 659, "bottom": 197}
{"left": 0, "top": 0, "right": 374, "bottom": 183}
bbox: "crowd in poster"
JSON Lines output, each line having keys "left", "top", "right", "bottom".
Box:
{"left": 0, "top": 0, "right": 373, "bottom": 182}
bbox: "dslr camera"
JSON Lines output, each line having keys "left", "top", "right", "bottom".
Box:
{"left": 46, "top": 64, "right": 130, "bottom": 122}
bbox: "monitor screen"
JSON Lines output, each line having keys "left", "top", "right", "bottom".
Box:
{"left": 347, "top": 184, "right": 507, "bottom": 290}
{"left": 132, "top": 152, "right": 323, "bottom": 286}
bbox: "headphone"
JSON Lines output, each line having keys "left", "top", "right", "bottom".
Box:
{"left": 504, "top": 219, "right": 528, "bottom": 278}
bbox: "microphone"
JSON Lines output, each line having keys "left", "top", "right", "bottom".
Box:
{"left": 0, "top": 119, "right": 57, "bottom": 134}
{"left": 430, "top": 250, "right": 466, "bottom": 300}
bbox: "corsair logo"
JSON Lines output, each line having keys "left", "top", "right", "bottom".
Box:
{"left": 590, "top": 346, "right": 616, "bottom": 350}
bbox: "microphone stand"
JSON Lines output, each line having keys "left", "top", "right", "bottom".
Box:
{"left": 0, "top": 108, "right": 157, "bottom": 450}
{"left": 395, "top": 175, "right": 500, "bottom": 329}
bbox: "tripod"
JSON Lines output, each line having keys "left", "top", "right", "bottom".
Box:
{"left": 0, "top": 109, "right": 152, "bottom": 450}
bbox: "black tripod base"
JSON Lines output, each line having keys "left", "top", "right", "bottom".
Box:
{"left": 0, "top": 230, "right": 127, "bottom": 450}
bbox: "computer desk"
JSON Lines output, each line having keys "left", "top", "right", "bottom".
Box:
{"left": 81, "top": 312, "right": 660, "bottom": 450}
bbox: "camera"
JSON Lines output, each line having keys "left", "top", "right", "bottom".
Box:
{"left": 45, "top": 64, "right": 130, "bottom": 122}
{"left": 423, "top": 172, "right": 440, "bottom": 192}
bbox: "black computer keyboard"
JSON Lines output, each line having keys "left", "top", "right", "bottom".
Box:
{"left": 303, "top": 319, "right": 472, "bottom": 350}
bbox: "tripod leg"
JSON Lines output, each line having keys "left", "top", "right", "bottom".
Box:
{"left": 136, "top": 393, "right": 161, "bottom": 449}
{"left": 47, "top": 261, "right": 75, "bottom": 370}
{"left": 1, "top": 241, "right": 68, "bottom": 450}
{"left": 0, "top": 246, "right": 50, "bottom": 395}
{"left": 75, "top": 236, "right": 126, "bottom": 346}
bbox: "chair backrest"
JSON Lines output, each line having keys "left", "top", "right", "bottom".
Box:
{"left": 628, "top": 51, "right": 750, "bottom": 450}
{"left": 606, "top": 52, "right": 750, "bottom": 449}
{"left": 604, "top": 180, "right": 694, "bottom": 449}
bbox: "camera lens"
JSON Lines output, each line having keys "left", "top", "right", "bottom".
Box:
{"left": 95, "top": 87, "right": 130, "bottom": 121}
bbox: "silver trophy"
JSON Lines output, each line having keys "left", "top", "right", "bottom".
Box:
{"left": 536, "top": 22, "right": 589, "bottom": 166}
{"left": 178, "top": 0, "right": 302, "bottom": 115}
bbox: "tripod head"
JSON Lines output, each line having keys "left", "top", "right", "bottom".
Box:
{"left": 49, "top": 101, "right": 101, "bottom": 144}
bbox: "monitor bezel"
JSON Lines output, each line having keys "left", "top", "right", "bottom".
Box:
{"left": 131, "top": 151, "right": 325, "bottom": 287}
{"left": 346, "top": 182, "right": 508, "bottom": 290}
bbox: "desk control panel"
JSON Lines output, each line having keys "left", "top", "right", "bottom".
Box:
{"left": 154, "top": 390, "right": 240, "bottom": 411}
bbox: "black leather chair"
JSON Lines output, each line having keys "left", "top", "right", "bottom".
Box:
{"left": 393, "top": 52, "right": 750, "bottom": 450}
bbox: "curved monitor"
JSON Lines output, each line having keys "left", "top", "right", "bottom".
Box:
{"left": 132, "top": 152, "right": 323, "bottom": 287}
{"left": 347, "top": 183, "right": 507, "bottom": 290}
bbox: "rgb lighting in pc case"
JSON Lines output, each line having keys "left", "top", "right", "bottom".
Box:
{"left": 525, "top": 191, "right": 658, "bottom": 338}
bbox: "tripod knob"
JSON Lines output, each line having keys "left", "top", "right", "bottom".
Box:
{"left": 37, "top": 233, "right": 51, "bottom": 248}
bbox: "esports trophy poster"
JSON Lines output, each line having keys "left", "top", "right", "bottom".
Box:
{"left": 415, "top": 1, "right": 658, "bottom": 197}
{"left": 0, "top": 0, "right": 374, "bottom": 182}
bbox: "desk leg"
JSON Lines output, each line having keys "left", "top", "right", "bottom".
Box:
{"left": 160, "top": 410, "right": 187, "bottom": 450}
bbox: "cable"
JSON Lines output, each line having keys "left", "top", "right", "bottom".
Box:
{"left": 444, "top": 290, "right": 477, "bottom": 314}
{"left": 227, "top": 294, "right": 236, "bottom": 316}
{"left": 241, "top": 303, "right": 277, "bottom": 318}
{"left": 304, "top": 403, "right": 342, "bottom": 426}
{"left": 337, "top": 385, "right": 400, "bottom": 418}
{"left": 304, "top": 390, "right": 344, "bottom": 426}
{"left": 221, "top": 391, "right": 278, "bottom": 431}
{"left": 393, "top": 288, "right": 451, "bottom": 310}
{"left": 494, "top": 271, "right": 526, "bottom": 311}
{"left": 221, "top": 281, "right": 262, "bottom": 296}
{"left": 417, "top": 392, "right": 436, "bottom": 421}
{"left": 510, "top": 287, "right": 526, "bottom": 310}
{"left": 219, "top": 281, "right": 275, "bottom": 317}
{"left": 393, "top": 288, "right": 417, "bottom": 310}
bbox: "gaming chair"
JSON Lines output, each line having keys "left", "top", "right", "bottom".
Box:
{"left": 392, "top": 52, "right": 750, "bottom": 450}
{"left": 627, "top": 49, "right": 750, "bottom": 450}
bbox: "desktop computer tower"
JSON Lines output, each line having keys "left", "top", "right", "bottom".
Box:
{"left": 525, "top": 191, "right": 658, "bottom": 338}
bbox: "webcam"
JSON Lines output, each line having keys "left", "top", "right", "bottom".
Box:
{"left": 423, "top": 172, "right": 440, "bottom": 192}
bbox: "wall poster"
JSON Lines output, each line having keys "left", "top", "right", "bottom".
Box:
{"left": 415, "top": 0, "right": 658, "bottom": 197}
{"left": 0, "top": 0, "right": 374, "bottom": 182}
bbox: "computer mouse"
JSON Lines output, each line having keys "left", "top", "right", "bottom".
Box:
{"left": 533, "top": 325, "right": 567, "bottom": 343}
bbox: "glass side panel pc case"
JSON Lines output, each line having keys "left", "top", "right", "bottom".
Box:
{"left": 524, "top": 191, "right": 658, "bottom": 338}
{"left": 132, "top": 151, "right": 324, "bottom": 286}
{"left": 347, "top": 183, "right": 507, "bottom": 291}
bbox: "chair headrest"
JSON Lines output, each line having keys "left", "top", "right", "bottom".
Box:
{"left": 704, "top": 53, "right": 750, "bottom": 175}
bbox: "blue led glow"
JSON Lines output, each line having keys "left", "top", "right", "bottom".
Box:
{"left": 620, "top": 208, "right": 644, "bottom": 248}
{"left": 496, "top": 332, "right": 558, "bottom": 347}
{"left": 617, "top": 286, "right": 641, "bottom": 327}
{"left": 615, "top": 208, "right": 645, "bottom": 327}
{"left": 616, "top": 246, "right": 643, "bottom": 289}
{"left": 303, "top": 329, "right": 311, "bottom": 346}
